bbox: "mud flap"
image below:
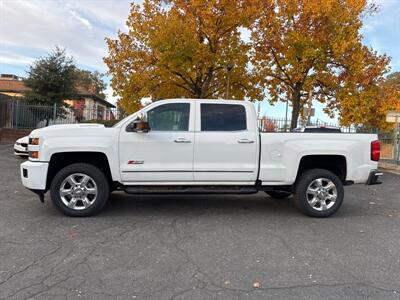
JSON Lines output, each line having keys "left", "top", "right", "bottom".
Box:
{"left": 29, "top": 189, "right": 45, "bottom": 203}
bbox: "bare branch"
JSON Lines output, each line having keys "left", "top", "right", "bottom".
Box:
{"left": 270, "top": 48, "right": 295, "bottom": 87}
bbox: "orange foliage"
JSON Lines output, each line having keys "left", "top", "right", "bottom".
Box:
{"left": 105, "top": 0, "right": 393, "bottom": 130}
{"left": 251, "top": 0, "right": 390, "bottom": 129}
{"left": 104, "top": 0, "right": 261, "bottom": 113}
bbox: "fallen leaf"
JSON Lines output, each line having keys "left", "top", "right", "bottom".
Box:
{"left": 68, "top": 233, "right": 77, "bottom": 240}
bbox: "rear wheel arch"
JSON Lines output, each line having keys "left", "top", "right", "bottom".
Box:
{"left": 295, "top": 154, "right": 347, "bottom": 182}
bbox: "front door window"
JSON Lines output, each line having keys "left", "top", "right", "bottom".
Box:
{"left": 147, "top": 103, "right": 190, "bottom": 131}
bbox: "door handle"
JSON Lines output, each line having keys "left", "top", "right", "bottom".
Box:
{"left": 237, "top": 139, "right": 255, "bottom": 144}
{"left": 174, "top": 138, "right": 191, "bottom": 143}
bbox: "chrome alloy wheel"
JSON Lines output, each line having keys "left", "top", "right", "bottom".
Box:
{"left": 59, "top": 173, "right": 98, "bottom": 210}
{"left": 306, "top": 178, "right": 337, "bottom": 211}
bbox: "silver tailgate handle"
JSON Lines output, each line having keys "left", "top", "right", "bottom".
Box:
{"left": 237, "top": 139, "right": 255, "bottom": 144}
{"left": 174, "top": 138, "right": 191, "bottom": 143}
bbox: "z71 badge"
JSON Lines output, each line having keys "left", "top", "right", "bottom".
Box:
{"left": 127, "top": 160, "right": 144, "bottom": 165}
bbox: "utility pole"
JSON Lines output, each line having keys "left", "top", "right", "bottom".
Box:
{"left": 284, "top": 100, "right": 289, "bottom": 132}
{"left": 226, "top": 63, "right": 234, "bottom": 99}
{"left": 396, "top": 115, "right": 399, "bottom": 163}
{"left": 307, "top": 89, "right": 313, "bottom": 125}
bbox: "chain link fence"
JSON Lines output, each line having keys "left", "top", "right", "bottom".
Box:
{"left": 0, "top": 99, "right": 122, "bottom": 129}
{"left": 258, "top": 116, "right": 376, "bottom": 133}
{"left": 379, "top": 131, "right": 400, "bottom": 163}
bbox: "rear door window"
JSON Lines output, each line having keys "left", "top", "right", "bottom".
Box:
{"left": 201, "top": 104, "right": 246, "bottom": 131}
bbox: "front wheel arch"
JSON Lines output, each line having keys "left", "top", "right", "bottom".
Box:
{"left": 46, "top": 152, "right": 113, "bottom": 191}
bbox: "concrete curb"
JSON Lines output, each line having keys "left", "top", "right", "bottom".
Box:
{"left": 379, "top": 161, "right": 400, "bottom": 175}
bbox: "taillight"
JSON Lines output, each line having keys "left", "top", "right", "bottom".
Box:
{"left": 371, "top": 140, "right": 380, "bottom": 161}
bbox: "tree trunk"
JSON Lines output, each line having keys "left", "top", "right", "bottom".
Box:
{"left": 200, "top": 68, "right": 214, "bottom": 98}
{"left": 290, "top": 90, "right": 301, "bottom": 130}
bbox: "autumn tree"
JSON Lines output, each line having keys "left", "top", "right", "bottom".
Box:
{"left": 251, "top": 0, "right": 390, "bottom": 129}
{"left": 383, "top": 72, "right": 400, "bottom": 112}
{"left": 104, "top": 0, "right": 260, "bottom": 113}
{"left": 338, "top": 72, "right": 400, "bottom": 131}
{"left": 378, "top": 72, "right": 400, "bottom": 129}
{"left": 385, "top": 72, "right": 400, "bottom": 89}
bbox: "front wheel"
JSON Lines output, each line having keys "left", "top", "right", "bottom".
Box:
{"left": 294, "top": 169, "right": 344, "bottom": 218}
{"left": 50, "top": 163, "right": 110, "bottom": 217}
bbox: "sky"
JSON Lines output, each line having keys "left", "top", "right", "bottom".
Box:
{"left": 1, "top": 0, "right": 399, "bottom": 122}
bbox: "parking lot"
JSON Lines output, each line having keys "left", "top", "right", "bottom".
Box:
{"left": 0, "top": 144, "right": 399, "bottom": 299}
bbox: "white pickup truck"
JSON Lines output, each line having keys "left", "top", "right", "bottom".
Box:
{"left": 20, "top": 99, "right": 382, "bottom": 218}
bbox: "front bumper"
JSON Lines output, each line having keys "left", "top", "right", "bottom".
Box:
{"left": 20, "top": 161, "right": 49, "bottom": 190}
{"left": 366, "top": 169, "right": 383, "bottom": 185}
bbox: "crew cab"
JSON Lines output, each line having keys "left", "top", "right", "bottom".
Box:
{"left": 20, "top": 99, "right": 382, "bottom": 218}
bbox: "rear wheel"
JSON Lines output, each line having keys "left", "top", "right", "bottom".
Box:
{"left": 266, "top": 191, "right": 292, "bottom": 199}
{"left": 50, "top": 163, "right": 110, "bottom": 217}
{"left": 294, "top": 169, "right": 344, "bottom": 218}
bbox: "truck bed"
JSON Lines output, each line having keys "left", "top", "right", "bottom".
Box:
{"left": 259, "top": 133, "right": 378, "bottom": 185}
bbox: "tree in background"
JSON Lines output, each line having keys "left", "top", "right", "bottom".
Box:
{"left": 251, "top": 0, "right": 390, "bottom": 129}
{"left": 383, "top": 72, "right": 400, "bottom": 112}
{"left": 73, "top": 69, "right": 108, "bottom": 121}
{"left": 24, "top": 47, "right": 77, "bottom": 106}
{"left": 104, "top": 0, "right": 260, "bottom": 113}
{"left": 75, "top": 69, "right": 107, "bottom": 99}
{"left": 340, "top": 72, "right": 400, "bottom": 131}
{"left": 23, "top": 47, "right": 77, "bottom": 125}
{"left": 385, "top": 72, "right": 400, "bottom": 90}
{"left": 105, "top": 0, "right": 393, "bottom": 129}
{"left": 377, "top": 72, "right": 400, "bottom": 130}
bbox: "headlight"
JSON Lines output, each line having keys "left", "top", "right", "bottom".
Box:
{"left": 29, "top": 137, "right": 40, "bottom": 145}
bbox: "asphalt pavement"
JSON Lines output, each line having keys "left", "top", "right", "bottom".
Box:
{"left": 0, "top": 144, "right": 399, "bottom": 300}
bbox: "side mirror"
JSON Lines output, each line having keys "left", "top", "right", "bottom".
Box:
{"left": 127, "top": 119, "right": 150, "bottom": 132}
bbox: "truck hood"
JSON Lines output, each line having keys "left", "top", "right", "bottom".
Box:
{"left": 30, "top": 123, "right": 107, "bottom": 137}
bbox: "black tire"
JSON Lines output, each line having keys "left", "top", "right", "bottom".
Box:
{"left": 266, "top": 191, "right": 292, "bottom": 199}
{"left": 50, "top": 163, "right": 110, "bottom": 217}
{"left": 293, "top": 169, "right": 344, "bottom": 218}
